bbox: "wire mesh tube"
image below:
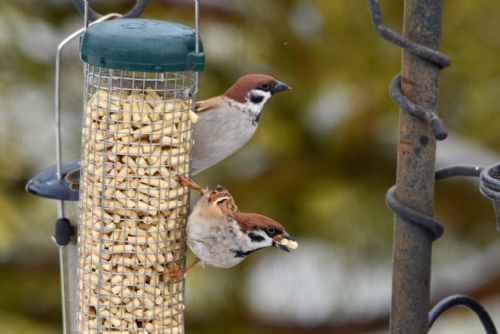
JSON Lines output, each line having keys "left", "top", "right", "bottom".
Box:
{"left": 77, "top": 66, "right": 197, "bottom": 333}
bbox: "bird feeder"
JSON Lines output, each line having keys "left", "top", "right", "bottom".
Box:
{"left": 76, "top": 7, "right": 204, "bottom": 334}
{"left": 25, "top": 1, "right": 203, "bottom": 332}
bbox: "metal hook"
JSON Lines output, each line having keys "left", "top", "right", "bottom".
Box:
{"left": 429, "top": 295, "right": 497, "bottom": 333}
{"left": 72, "top": 0, "right": 148, "bottom": 22}
{"left": 435, "top": 164, "right": 484, "bottom": 180}
{"left": 367, "top": 0, "right": 451, "bottom": 69}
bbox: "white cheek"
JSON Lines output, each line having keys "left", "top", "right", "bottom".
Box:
{"left": 248, "top": 230, "right": 274, "bottom": 248}
{"left": 261, "top": 92, "right": 272, "bottom": 104}
{"left": 248, "top": 90, "right": 272, "bottom": 108}
{"left": 258, "top": 239, "right": 274, "bottom": 248}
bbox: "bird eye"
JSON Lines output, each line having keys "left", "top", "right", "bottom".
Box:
{"left": 259, "top": 82, "right": 271, "bottom": 91}
{"left": 265, "top": 226, "right": 276, "bottom": 236}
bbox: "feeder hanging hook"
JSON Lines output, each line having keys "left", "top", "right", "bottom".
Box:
{"left": 72, "top": 0, "right": 148, "bottom": 22}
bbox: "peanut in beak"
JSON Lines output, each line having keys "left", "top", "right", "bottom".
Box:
{"left": 274, "top": 234, "right": 299, "bottom": 251}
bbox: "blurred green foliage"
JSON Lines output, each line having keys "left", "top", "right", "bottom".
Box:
{"left": 0, "top": 0, "right": 499, "bottom": 333}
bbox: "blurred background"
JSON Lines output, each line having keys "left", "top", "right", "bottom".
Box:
{"left": 1, "top": 0, "right": 500, "bottom": 333}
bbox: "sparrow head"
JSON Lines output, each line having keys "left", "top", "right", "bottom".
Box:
{"left": 223, "top": 74, "right": 291, "bottom": 106}
{"left": 199, "top": 185, "right": 239, "bottom": 218}
{"left": 233, "top": 211, "right": 298, "bottom": 253}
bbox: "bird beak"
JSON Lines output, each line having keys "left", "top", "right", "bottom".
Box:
{"left": 271, "top": 81, "right": 291, "bottom": 95}
{"left": 273, "top": 231, "right": 298, "bottom": 252}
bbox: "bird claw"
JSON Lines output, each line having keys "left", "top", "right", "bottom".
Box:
{"left": 178, "top": 176, "right": 205, "bottom": 195}
{"left": 164, "top": 263, "right": 186, "bottom": 282}
{"left": 163, "top": 258, "right": 201, "bottom": 283}
{"left": 165, "top": 269, "right": 185, "bottom": 282}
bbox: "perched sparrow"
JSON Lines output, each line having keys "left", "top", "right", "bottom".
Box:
{"left": 191, "top": 74, "right": 290, "bottom": 174}
{"left": 54, "top": 74, "right": 290, "bottom": 189}
{"left": 166, "top": 176, "right": 298, "bottom": 280}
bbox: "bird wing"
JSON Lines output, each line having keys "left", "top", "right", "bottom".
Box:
{"left": 195, "top": 96, "right": 222, "bottom": 113}
{"left": 232, "top": 212, "right": 283, "bottom": 233}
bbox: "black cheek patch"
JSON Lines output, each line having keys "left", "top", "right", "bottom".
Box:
{"left": 232, "top": 249, "right": 254, "bottom": 258}
{"left": 248, "top": 232, "right": 265, "bottom": 242}
{"left": 250, "top": 94, "right": 265, "bottom": 104}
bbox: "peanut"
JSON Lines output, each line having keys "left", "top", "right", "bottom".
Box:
{"left": 78, "top": 84, "right": 192, "bottom": 333}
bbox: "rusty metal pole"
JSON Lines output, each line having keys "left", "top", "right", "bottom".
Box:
{"left": 390, "top": 0, "right": 444, "bottom": 333}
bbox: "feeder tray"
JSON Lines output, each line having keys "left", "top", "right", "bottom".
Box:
{"left": 25, "top": 159, "right": 80, "bottom": 201}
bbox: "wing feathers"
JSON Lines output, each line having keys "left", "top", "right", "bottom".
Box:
{"left": 195, "top": 96, "right": 223, "bottom": 113}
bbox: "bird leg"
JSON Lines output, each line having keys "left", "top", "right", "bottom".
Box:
{"left": 178, "top": 175, "right": 205, "bottom": 195}
{"left": 164, "top": 258, "right": 201, "bottom": 282}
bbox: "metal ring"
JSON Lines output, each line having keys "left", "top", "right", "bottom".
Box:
{"left": 480, "top": 163, "right": 500, "bottom": 197}
{"left": 479, "top": 163, "right": 500, "bottom": 231}
{"left": 72, "top": 0, "right": 148, "bottom": 21}
{"left": 385, "top": 164, "right": 492, "bottom": 240}
{"left": 434, "top": 163, "right": 500, "bottom": 231}
{"left": 385, "top": 186, "right": 444, "bottom": 240}
{"left": 390, "top": 74, "right": 448, "bottom": 140}
{"left": 368, "top": 0, "right": 450, "bottom": 141}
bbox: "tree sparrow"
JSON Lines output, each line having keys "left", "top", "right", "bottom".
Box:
{"left": 165, "top": 176, "right": 298, "bottom": 281}
{"left": 55, "top": 74, "right": 290, "bottom": 187}
{"left": 191, "top": 74, "right": 290, "bottom": 174}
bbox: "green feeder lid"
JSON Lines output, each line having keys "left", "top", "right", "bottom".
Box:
{"left": 81, "top": 18, "right": 204, "bottom": 72}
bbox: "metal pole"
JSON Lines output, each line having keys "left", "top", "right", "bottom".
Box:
{"left": 193, "top": 0, "right": 200, "bottom": 96}
{"left": 84, "top": 0, "right": 89, "bottom": 28}
{"left": 390, "top": 0, "right": 444, "bottom": 333}
{"left": 54, "top": 13, "right": 121, "bottom": 334}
